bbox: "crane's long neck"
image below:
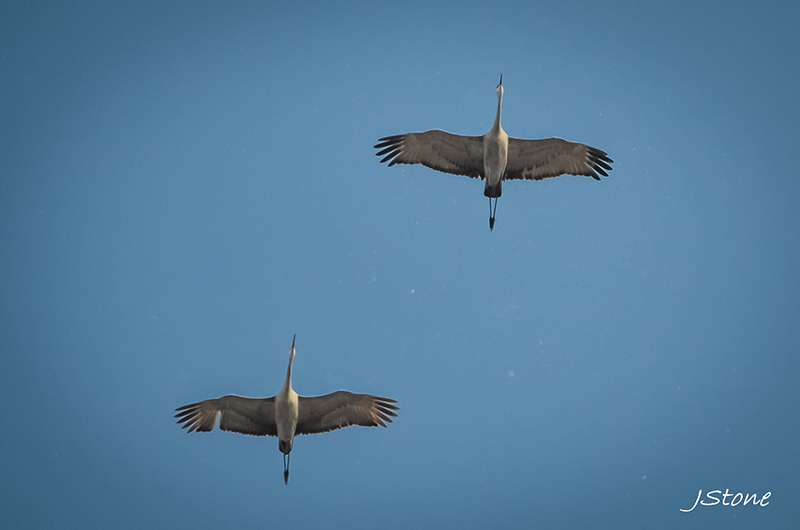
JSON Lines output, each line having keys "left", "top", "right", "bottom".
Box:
{"left": 492, "top": 84, "right": 504, "bottom": 132}
{"left": 282, "top": 336, "right": 296, "bottom": 393}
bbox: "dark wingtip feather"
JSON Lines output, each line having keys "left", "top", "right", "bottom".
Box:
{"left": 374, "top": 135, "right": 402, "bottom": 149}
{"left": 374, "top": 396, "right": 399, "bottom": 426}
{"left": 174, "top": 405, "right": 196, "bottom": 420}
{"left": 376, "top": 405, "right": 399, "bottom": 417}
{"left": 375, "top": 137, "right": 405, "bottom": 165}
{"left": 588, "top": 148, "right": 613, "bottom": 166}
{"left": 375, "top": 145, "right": 399, "bottom": 157}
{"left": 595, "top": 159, "right": 613, "bottom": 172}
{"left": 174, "top": 402, "right": 209, "bottom": 433}
{"left": 586, "top": 147, "right": 613, "bottom": 179}
{"left": 377, "top": 144, "right": 403, "bottom": 164}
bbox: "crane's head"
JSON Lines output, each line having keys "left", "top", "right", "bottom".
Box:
{"left": 496, "top": 75, "right": 504, "bottom": 98}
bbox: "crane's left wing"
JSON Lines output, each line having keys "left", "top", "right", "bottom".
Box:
{"left": 295, "top": 391, "right": 399, "bottom": 435}
{"left": 505, "top": 137, "right": 613, "bottom": 181}
{"left": 375, "top": 130, "right": 484, "bottom": 179}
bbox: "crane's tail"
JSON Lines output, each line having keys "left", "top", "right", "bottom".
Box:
{"left": 484, "top": 181, "right": 502, "bottom": 198}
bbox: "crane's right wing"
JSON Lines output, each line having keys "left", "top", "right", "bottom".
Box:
{"left": 375, "top": 130, "right": 484, "bottom": 179}
{"left": 175, "top": 395, "right": 278, "bottom": 436}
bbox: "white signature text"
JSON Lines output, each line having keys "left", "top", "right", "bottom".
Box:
{"left": 680, "top": 489, "right": 771, "bottom": 512}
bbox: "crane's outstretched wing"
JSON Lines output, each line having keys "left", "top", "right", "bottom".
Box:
{"left": 175, "top": 395, "right": 278, "bottom": 436}
{"left": 375, "top": 130, "right": 484, "bottom": 179}
{"left": 505, "top": 137, "right": 613, "bottom": 181}
{"left": 295, "top": 391, "right": 399, "bottom": 435}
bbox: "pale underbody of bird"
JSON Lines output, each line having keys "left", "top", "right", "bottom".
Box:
{"left": 175, "top": 336, "right": 398, "bottom": 484}
{"left": 374, "top": 75, "right": 614, "bottom": 230}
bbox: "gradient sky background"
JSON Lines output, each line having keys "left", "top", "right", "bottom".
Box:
{"left": 2, "top": 1, "right": 799, "bottom": 528}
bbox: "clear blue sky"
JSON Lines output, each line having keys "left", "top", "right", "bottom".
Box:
{"left": 2, "top": 1, "right": 799, "bottom": 528}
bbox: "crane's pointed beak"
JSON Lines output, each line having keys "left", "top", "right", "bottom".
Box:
{"left": 291, "top": 334, "right": 296, "bottom": 349}
{"left": 499, "top": 74, "right": 503, "bottom": 86}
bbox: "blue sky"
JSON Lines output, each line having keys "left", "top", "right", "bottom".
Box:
{"left": 2, "top": 1, "right": 799, "bottom": 528}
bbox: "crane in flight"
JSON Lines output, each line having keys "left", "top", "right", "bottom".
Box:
{"left": 375, "top": 76, "right": 613, "bottom": 230}
{"left": 175, "top": 336, "right": 398, "bottom": 484}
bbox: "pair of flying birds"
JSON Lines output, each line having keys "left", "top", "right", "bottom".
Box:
{"left": 175, "top": 77, "right": 614, "bottom": 483}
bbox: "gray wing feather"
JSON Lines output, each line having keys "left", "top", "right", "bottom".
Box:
{"left": 505, "top": 137, "right": 613, "bottom": 181}
{"left": 375, "top": 130, "right": 484, "bottom": 179}
{"left": 175, "top": 395, "right": 277, "bottom": 437}
{"left": 295, "top": 391, "right": 399, "bottom": 435}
